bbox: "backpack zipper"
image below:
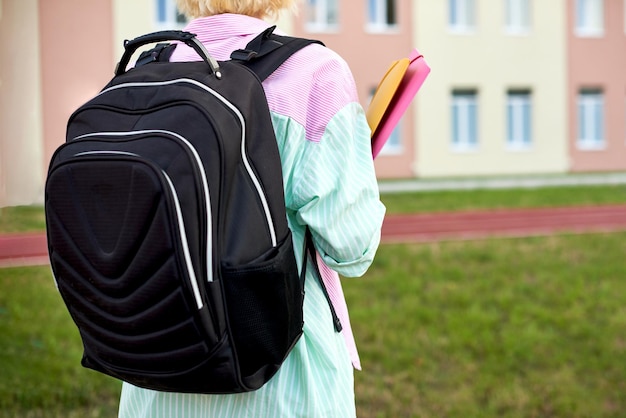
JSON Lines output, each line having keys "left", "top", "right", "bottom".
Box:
{"left": 98, "top": 79, "right": 279, "bottom": 248}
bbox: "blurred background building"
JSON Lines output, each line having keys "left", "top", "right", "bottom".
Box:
{"left": 1, "top": 0, "right": 625, "bottom": 207}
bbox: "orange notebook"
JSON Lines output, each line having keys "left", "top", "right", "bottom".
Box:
{"left": 366, "top": 49, "right": 430, "bottom": 159}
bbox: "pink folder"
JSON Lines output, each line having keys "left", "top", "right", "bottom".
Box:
{"left": 367, "top": 49, "right": 431, "bottom": 159}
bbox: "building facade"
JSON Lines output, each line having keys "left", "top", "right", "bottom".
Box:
{"left": 1, "top": 0, "right": 625, "bottom": 207}
{"left": 289, "top": 0, "right": 624, "bottom": 179}
{"left": 411, "top": 0, "right": 570, "bottom": 178}
{"left": 567, "top": 0, "right": 626, "bottom": 172}
{"left": 291, "top": 0, "right": 417, "bottom": 178}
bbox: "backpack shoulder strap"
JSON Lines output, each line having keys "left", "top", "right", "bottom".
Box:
{"left": 134, "top": 27, "right": 323, "bottom": 81}
{"left": 230, "top": 26, "right": 324, "bottom": 81}
{"left": 232, "top": 29, "right": 339, "bottom": 333}
{"left": 303, "top": 227, "right": 343, "bottom": 332}
{"left": 135, "top": 42, "right": 178, "bottom": 67}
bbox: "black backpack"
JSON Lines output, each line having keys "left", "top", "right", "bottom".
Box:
{"left": 44, "top": 27, "right": 340, "bottom": 394}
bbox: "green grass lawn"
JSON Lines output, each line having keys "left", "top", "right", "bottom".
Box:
{"left": 0, "top": 206, "right": 46, "bottom": 234}
{"left": 2, "top": 232, "right": 626, "bottom": 417}
{"left": 348, "top": 232, "right": 626, "bottom": 418}
{"left": 380, "top": 184, "right": 626, "bottom": 214}
{"left": 2, "top": 184, "right": 625, "bottom": 416}
{"left": 0, "top": 266, "right": 121, "bottom": 418}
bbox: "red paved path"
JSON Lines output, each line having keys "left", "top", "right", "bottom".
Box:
{"left": 0, "top": 232, "right": 50, "bottom": 268}
{"left": 381, "top": 204, "right": 626, "bottom": 243}
{"left": 1, "top": 204, "right": 626, "bottom": 267}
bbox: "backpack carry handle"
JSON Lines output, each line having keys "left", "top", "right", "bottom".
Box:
{"left": 116, "top": 30, "right": 222, "bottom": 78}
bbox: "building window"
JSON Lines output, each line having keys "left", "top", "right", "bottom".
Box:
{"left": 305, "top": 0, "right": 339, "bottom": 31}
{"left": 451, "top": 90, "right": 478, "bottom": 151}
{"left": 379, "top": 124, "right": 402, "bottom": 155}
{"left": 507, "top": 90, "right": 532, "bottom": 150}
{"left": 575, "top": 0, "right": 604, "bottom": 37}
{"left": 366, "top": 0, "right": 397, "bottom": 32}
{"left": 155, "top": 0, "right": 187, "bottom": 29}
{"left": 577, "top": 89, "right": 605, "bottom": 149}
{"left": 449, "top": 0, "right": 476, "bottom": 33}
{"left": 504, "top": 0, "right": 530, "bottom": 34}
{"left": 368, "top": 87, "right": 402, "bottom": 154}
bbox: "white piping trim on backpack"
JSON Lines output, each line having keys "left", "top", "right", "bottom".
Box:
{"left": 73, "top": 130, "right": 214, "bottom": 282}
{"left": 71, "top": 149, "right": 205, "bottom": 310}
{"left": 74, "top": 150, "right": 138, "bottom": 157}
{"left": 162, "top": 172, "right": 204, "bottom": 310}
{"left": 99, "top": 79, "right": 279, "bottom": 248}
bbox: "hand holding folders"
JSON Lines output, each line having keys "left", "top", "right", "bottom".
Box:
{"left": 366, "top": 49, "right": 430, "bottom": 159}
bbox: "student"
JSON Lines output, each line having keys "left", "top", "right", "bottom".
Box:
{"left": 118, "top": 0, "right": 386, "bottom": 416}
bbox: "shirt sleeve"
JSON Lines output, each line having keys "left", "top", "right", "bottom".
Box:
{"left": 290, "top": 58, "right": 386, "bottom": 278}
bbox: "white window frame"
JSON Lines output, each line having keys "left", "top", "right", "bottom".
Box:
{"left": 575, "top": 0, "right": 604, "bottom": 37}
{"left": 449, "top": 0, "right": 476, "bottom": 33}
{"left": 506, "top": 90, "right": 532, "bottom": 150}
{"left": 451, "top": 90, "right": 479, "bottom": 152}
{"left": 305, "top": 0, "right": 339, "bottom": 32}
{"left": 366, "top": 0, "right": 399, "bottom": 33}
{"left": 504, "top": 0, "right": 531, "bottom": 35}
{"left": 577, "top": 89, "right": 605, "bottom": 150}
{"left": 155, "top": 0, "right": 187, "bottom": 30}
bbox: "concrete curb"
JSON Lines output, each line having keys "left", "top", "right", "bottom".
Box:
{"left": 378, "top": 172, "right": 626, "bottom": 193}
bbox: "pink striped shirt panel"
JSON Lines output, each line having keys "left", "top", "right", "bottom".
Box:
{"left": 170, "top": 15, "right": 360, "bottom": 143}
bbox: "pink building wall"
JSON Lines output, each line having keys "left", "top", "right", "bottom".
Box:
{"left": 568, "top": 0, "right": 626, "bottom": 172}
{"left": 38, "top": 0, "right": 115, "bottom": 166}
{"left": 291, "top": 2, "right": 416, "bottom": 178}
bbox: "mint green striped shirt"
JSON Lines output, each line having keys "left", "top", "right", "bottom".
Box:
{"left": 118, "top": 15, "right": 385, "bottom": 417}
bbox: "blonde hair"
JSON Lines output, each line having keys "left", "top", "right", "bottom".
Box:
{"left": 175, "top": 0, "right": 298, "bottom": 19}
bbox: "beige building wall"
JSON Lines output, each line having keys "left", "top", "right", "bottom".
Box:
{"left": 112, "top": 0, "right": 155, "bottom": 63}
{"left": 0, "top": 0, "right": 44, "bottom": 206}
{"left": 414, "top": 0, "right": 569, "bottom": 177}
{"left": 274, "top": 9, "right": 295, "bottom": 33}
